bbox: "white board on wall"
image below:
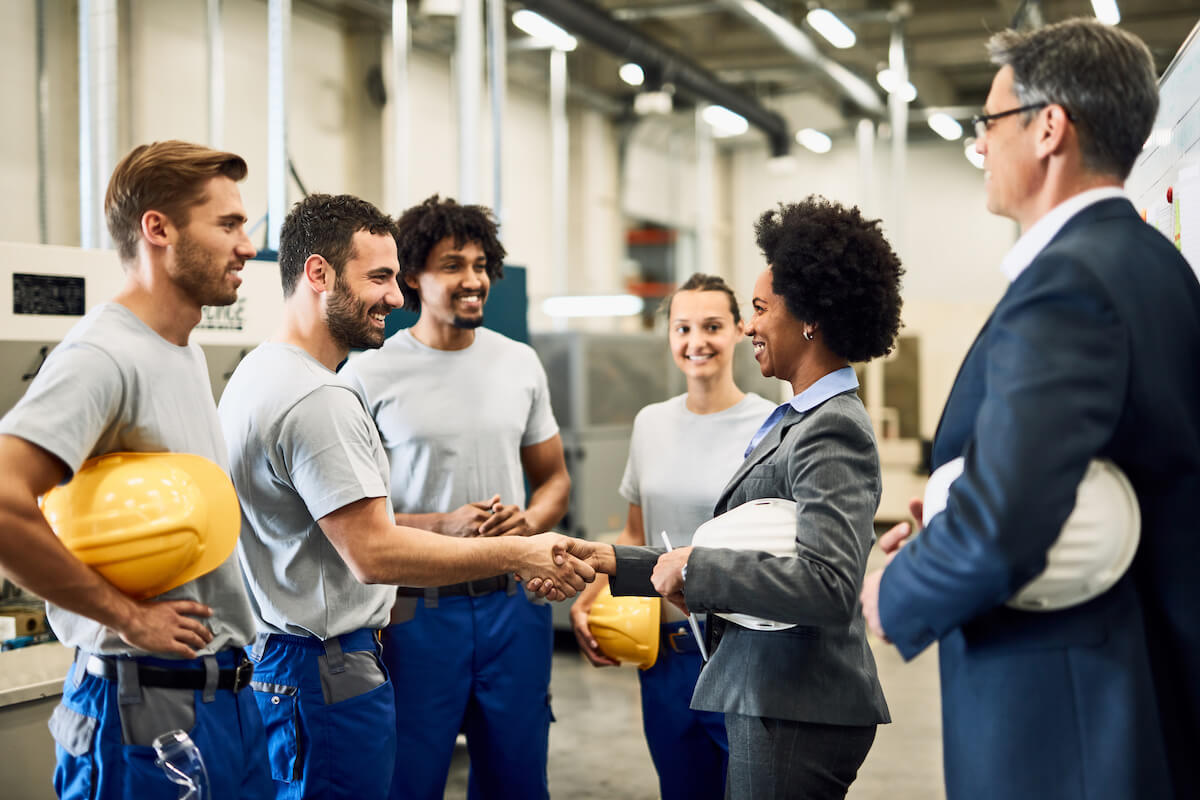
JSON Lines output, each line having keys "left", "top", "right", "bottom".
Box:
{"left": 1127, "top": 19, "right": 1200, "bottom": 281}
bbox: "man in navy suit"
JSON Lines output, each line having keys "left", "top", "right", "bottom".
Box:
{"left": 860, "top": 18, "right": 1200, "bottom": 800}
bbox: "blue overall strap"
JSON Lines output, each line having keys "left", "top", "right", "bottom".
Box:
{"left": 116, "top": 658, "right": 141, "bottom": 706}
{"left": 202, "top": 654, "right": 219, "bottom": 703}
{"left": 323, "top": 635, "right": 346, "bottom": 675}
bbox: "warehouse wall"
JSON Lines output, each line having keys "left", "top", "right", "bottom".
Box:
{"left": 0, "top": 0, "right": 1014, "bottom": 431}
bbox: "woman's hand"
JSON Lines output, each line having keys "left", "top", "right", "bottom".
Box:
{"left": 569, "top": 579, "right": 620, "bottom": 667}
{"left": 651, "top": 547, "right": 692, "bottom": 616}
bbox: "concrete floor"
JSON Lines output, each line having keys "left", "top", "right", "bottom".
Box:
{"left": 445, "top": 551, "right": 947, "bottom": 800}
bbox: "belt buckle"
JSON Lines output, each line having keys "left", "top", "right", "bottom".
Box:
{"left": 466, "top": 578, "right": 494, "bottom": 597}
{"left": 667, "top": 628, "right": 691, "bottom": 654}
{"left": 233, "top": 659, "right": 254, "bottom": 692}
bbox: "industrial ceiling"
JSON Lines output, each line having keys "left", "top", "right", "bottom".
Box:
{"left": 316, "top": 0, "right": 1200, "bottom": 147}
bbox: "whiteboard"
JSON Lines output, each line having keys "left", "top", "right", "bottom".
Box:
{"left": 1126, "top": 18, "right": 1200, "bottom": 277}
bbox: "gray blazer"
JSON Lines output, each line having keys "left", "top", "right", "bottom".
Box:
{"left": 612, "top": 390, "right": 890, "bottom": 726}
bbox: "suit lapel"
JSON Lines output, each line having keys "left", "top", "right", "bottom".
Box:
{"left": 715, "top": 407, "right": 802, "bottom": 512}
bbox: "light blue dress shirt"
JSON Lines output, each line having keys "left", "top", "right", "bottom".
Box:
{"left": 743, "top": 366, "right": 860, "bottom": 458}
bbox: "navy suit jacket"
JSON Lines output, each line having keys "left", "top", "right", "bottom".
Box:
{"left": 879, "top": 198, "right": 1200, "bottom": 800}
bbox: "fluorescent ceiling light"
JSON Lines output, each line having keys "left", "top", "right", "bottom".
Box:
{"left": 876, "top": 69, "right": 917, "bottom": 103}
{"left": 701, "top": 104, "right": 749, "bottom": 137}
{"left": 1091, "top": 0, "right": 1120, "bottom": 25}
{"left": 806, "top": 9, "right": 856, "bottom": 49}
{"left": 542, "top": 294, "right": 644, "bottom": 318}
{"left": 619, "top": 62, "right": 645, "bottom": 87}
{"left": 796, "top": 128, "right": 832, "bottom": 153}
{"left": 512, "top": 9, "right": 577, "bottom": 51}
{"left": 964, "top": 139, "right": 985, "bottom": 169}
{"left": 927, "top": 112, "right": 963, "bottom": 141}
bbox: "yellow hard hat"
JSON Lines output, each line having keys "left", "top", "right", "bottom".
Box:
{"left": 41, "top": 452, "right": 241, "bottom": 599}
{"left": 587, "top": 585, "right": 660, "bottom": 669}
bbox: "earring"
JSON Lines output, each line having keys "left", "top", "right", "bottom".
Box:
{"left": 803, "top": 329, "right": 814, "bottom": 341}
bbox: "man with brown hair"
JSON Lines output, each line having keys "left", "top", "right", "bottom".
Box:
{"left": 0, "top": 140, "right": 272, "bottom": 799}
{"left": 218, "top": 193, "right": 594, "bottom": 799}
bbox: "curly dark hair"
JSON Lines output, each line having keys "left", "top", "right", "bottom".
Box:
{"left": 754, "top": 196, "right": 903, "bottom": 362}
{"left": 394, "top": 195, "right": 506, "bottom": 312}
{"left": 278, "top": 194, "right": 397, "bottom": 297}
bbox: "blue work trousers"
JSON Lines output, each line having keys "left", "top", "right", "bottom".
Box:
{"left": 50, "top": 648, "right": 272, "bottom": 800}
{"left": 638, "top": 620, "right": 729, "bottom": 800}
{"left": 248, "top": 628, "right": 396, "bottom": 800}
{"left": 384, "top": 588, "right": 553, "bottom": 800}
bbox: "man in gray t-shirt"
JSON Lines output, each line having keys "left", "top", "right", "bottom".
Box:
{"left": 0, "top": 142, "right": 271, "bottom": 800}
{"left": 219, "top": 193, "right": 594, "bottom": 800}
{"left": 343, "top": 194, "right": 571, "bottom": 800}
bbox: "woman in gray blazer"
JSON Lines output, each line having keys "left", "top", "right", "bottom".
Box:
{"left": 589, "top": 196, "right": 904, "bottom": 799}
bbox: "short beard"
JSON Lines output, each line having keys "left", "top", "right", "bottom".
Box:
{"left": 326, "top": 275, "right": 387, "bottom": 351}
{"left": 452, "top": 314, "right": 484, "bottom": 330}
{"left": 174, "top": 231, "right": 238, "bottom": 307}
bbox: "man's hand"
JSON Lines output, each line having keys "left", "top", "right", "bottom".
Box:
{"left": 569, "top": 585, "right": 620, "bottom": 667}
{"left": 860, "top": 568, "right": 889, "bottom": 642}
{"left": 878, "top": 497, "right": 923, "bottom": 555}
{"left": 117, "top": 599, "right": 215, "bottom": 659}
{"left": 862, "top": 498, "right": 922, "bottom": 643}
{"left": 435, "top": 495, "right": 501, "bottom": 537}
{"left": 477, "top": 502, "right": 536, "bottom": 537}
{"left": 651, "top": 547, "right": 692, "bottom": 616}
{"left": 523, "top": 539, "right": 615, "bottom": 596}
{"left": 511, "top": 533, "right": 596, "bottom": 600}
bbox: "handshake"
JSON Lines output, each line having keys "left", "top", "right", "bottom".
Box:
{"left": 510, "top": 534, "right": 618, "bottom": 601}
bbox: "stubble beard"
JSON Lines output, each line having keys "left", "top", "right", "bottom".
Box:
{"left": 327, "top": 274, "right": 388, "bottom": 351}
{"left": 174, "top": 231, "right": 239, "bottom": 307}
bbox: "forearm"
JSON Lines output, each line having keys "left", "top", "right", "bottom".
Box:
{"left": 686, "top": 546, "right": 861, "bottom": 626}
{"left": 0, "top": 497, "right": 138, "bottom": 633}
{"left": 352, "top": 523, "right": 526, "bottom": 586}
{"left": 609, "top": 545, "right": 663, "bottom": 597}
{"left": 394, "top": 510, "right": 452, "bottom": 534}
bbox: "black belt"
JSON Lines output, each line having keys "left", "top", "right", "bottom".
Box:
{"left": 85, "top": 655, "right": 254, "bottom": 692}
{"left": 395, "top": 574, "right": 510, "bottom": 598}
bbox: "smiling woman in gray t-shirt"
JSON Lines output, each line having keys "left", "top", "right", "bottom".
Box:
{"left": 570, "top": 274, "right": 774, "bottom": 800}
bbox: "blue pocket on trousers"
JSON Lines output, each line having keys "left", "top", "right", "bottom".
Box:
{"left": 251, "top": 682, "right": 301, "bottom": 783}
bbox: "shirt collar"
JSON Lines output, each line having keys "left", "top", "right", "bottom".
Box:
{"left": 787, "top": 366, "right": 859, "bottom": 413}
{"left": 999, "top": 186, "right": 1128, "bottom": 282}
{"left": 742, "top": 367, "right": 859, "bottom": 459}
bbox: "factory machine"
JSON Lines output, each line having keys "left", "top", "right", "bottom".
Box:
{"left": 0, "top": 241, "right": 284, "bottom": 799}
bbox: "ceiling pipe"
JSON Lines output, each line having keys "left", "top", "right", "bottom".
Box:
{"left": 714, "top": 0, "right": 884, "bottom": 116}
{"left": 517, "top": 0, "right": 791, "bottom": 156}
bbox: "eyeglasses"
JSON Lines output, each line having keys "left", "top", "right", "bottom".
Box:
{"left": 970, "top": 104, "right": 1049, "bottom": 139}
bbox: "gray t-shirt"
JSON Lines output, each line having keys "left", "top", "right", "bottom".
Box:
{"left": 620, "top": 393, "right": 775, "bottom": 548}
{"left": 218, "top": 342, "right": 396, "bottom": 639}
{"left": 344, "top": 328, "right": 558, "bottom": 515}
{"left": 0, "top": 302, "right": 257, "bottom": 655}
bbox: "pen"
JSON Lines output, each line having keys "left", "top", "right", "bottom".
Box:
{"left": 661, "top": 531, "right": 709, "bottom": 662}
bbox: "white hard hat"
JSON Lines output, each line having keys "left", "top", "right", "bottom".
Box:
{"left": 922, "top": 457, "right": 1140, "bottom": 611}
{"left": 691, "top": 498, "right": 798, "bottom": 631}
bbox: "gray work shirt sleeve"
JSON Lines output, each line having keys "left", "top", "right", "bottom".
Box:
{"left": 277, "top": 385, "right": 391, "bottom": 521}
